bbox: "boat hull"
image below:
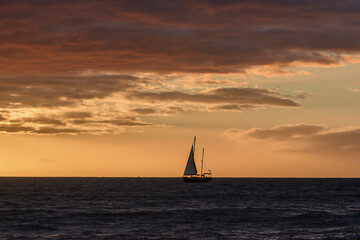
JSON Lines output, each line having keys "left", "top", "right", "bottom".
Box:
{"left": 182, "top": 176, "right": 212, "bottom": 183}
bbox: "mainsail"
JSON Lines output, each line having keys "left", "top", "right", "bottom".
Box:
{"left": 183, "top": 145, "right": 197, "bottom": 175}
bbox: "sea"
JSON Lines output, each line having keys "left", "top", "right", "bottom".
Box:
{"left": 0, "top": 178, "right": 360, "bottom": 240}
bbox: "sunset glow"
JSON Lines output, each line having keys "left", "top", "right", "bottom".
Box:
{"left": 1, "top": 0, "right": 360, "bottom": 177}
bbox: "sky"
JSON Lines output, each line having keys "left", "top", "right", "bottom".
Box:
{"left": 1, "top": 0, "right": 360, "bottom": 177}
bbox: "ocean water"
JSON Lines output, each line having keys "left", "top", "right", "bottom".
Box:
{"left": 0, "top": 178, "right": 360, "bottom": 240}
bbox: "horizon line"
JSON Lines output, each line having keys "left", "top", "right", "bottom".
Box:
{"left": 1, "top": 176, "right": 360, "bottom": 179}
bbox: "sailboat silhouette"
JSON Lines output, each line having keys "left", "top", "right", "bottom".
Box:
{"left": 182, "top": 136, "right": 212, "bottom": 182}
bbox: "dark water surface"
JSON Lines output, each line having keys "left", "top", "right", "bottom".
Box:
{"left": 1, "top": 178, "right": 360, "bottom": 239}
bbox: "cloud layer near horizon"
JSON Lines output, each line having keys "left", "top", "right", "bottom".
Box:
{"left": 0, "top": 0, "right": 360, "bottom": 74}
{"left": 223, "top": 124, "right": 360, "bottom": 154}
{"left": 0, "top": 81, "right": 301, "bottom": 134}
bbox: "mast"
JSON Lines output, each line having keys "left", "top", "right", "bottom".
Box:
{"left": 193, "top": 136, "right": 196, "bottom": 160}
{"left": 201, "top": 148, "right": 204, "bottom": 176}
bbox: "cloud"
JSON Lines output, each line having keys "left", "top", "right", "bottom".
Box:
{"left": 223, "top": 124, "right": 360, "bottom": 154}
{"left": 34, "top": 127, "right": 83, "bottom": 134}
{"left": 0, "top": 72, "right": 161, "bottom": 135}
{"left": 1, "top": 1, "right": 355, "bottom": 135}
{"left": 309, "top": 128, "right": 360, "bottom": 152}
{"left": 347, "top": 87, "right": 360, "bottom": 93}
{"left": 245, "top": 66, "right": 311, "bottom": 77}
{"left": 130, "top": 106, "right": 191, "bottom": 115}
{"left": 293, "top": 90, "right": 318, "bottom": 99}
{"left": 0, "top": 123, "right": 84, "bottom": 135}
{"left": 208, "top": 104, "right": 256, "bottom": 112}
{"left": 63, "top": 111, "right": 93, "bottom": 119}
{"left": 96, "top": 119, "right": 152, "bottom": 126}
{"left": 0, "top": 72, "right": 306, "bottom": 135}
{"left": 130, "top": 108, "right": 157, "bottom": 115}
{"left": 127, "top": 87, "right": 300, "bottom": 107}
{"left": 72, "top": 116, "right": 152, "bottom": 127}
{"left": 0, "top": 114, "right": 152, "bottom": 135}
{"left": 0, "top": 74, "right": 141, "bottom": 108}
{"left": 0, "top": 124, "right": 35, "bottom": 133}
{"left": 195, "top": 79, "right": 239, "bottom": 85}
{"left": 0, "top": 0, "right": 359, "bottom": 74}
{"left": 21, "top": 116, "right": 65, "bottom": 126}
{"left": 246, "top": 124, "right": 326, "bottom": 140}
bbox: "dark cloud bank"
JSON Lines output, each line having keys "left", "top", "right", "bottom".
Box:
{"left": 0, "top": 0, "right": 359, "bottom": 74}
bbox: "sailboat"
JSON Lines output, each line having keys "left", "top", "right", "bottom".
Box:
{"left": 182, "top": 136, "right": 212, "bottom": 182}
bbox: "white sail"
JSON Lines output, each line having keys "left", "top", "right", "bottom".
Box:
{"left": 183, "top": 145, "right": 197, "bottom": 175}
